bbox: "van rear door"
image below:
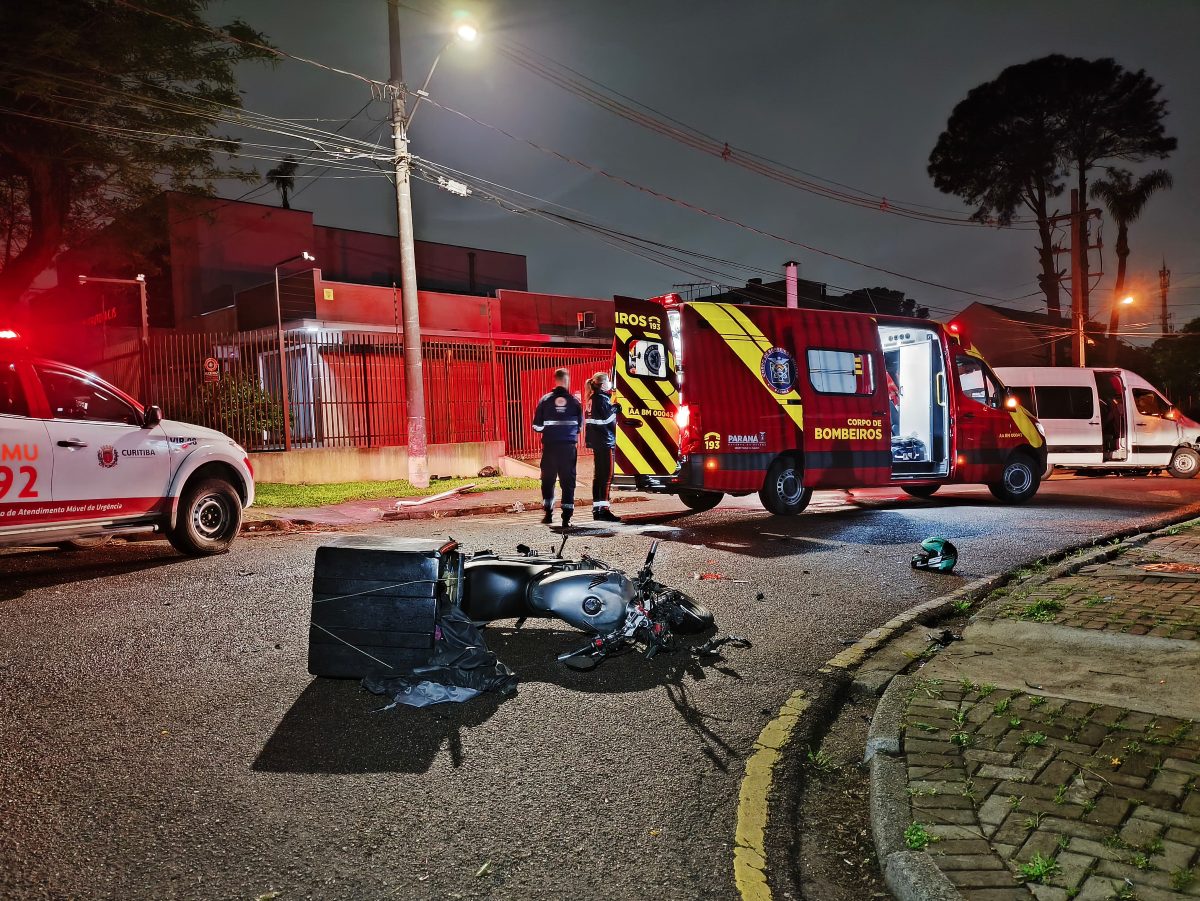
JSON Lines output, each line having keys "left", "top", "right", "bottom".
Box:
{"left": 612, "top": 296, "right": 680, "bottom": 479}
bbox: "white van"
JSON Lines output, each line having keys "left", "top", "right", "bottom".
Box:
{"left": 992, "top": 366, "right": 1199, "bottom": 480}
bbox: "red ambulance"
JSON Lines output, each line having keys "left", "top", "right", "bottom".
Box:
{"left": 611, "top": 295, "right": 1047, "bottom": 514}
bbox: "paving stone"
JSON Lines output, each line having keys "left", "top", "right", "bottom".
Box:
{"left": 978, "top": 794, "right": 1013, "bottom": 827}
{"left": 1028, "top": 886, "right": 1068, "bottom": 901}
{"left": 934, "top": 853, "right": 1010, "bottom": 871}
{"left": 1037, "top": 816, "right": 1114, "bottom": 842}
{"left": 1072, "top": 876, "right": 1127, "bottom": 901}
{"left": 911, "top": 765, "right": 967, "bottom": 779}
{"left": 929, "top": 823, "right": 986, "bottom": 840}
{"left": 1136, "top": 806, "right": 1200, "bottom": 830}
{"left": 1050, "top": 850, "right": 1095, "bottom": 891}
{"left": 958, "top": 889, "right": 1032, "bottom": 901}
{"left": 1183, "top": 792, "right": 1200, "bottom": 817}
{"left": 1082, "top": 795, "right": 1132, "bottom": 827}
{"left": 912, "top": 793, "right": 976, "bottom": 810}
{"left": 1164, "top": 824, "right": 1200, "bottom": 845}
{"left": 949, "top": 869, "right": 1025, "bottom": 888}
{"left": 1119, "top": 815, "right": 1164, "bottom": 848}
{"left": 933, "top": 838, "right": 993, "bottom": 854}
{"left": 1014, "top": 829, "right": 1061, "bottom": 862}
{"left": 1163, "top": 757, "right": 1200, "bottom": 776}
{"left": 1055, "top": 838, "right": 1129, "bottom": 864}
{"left": 979, "top": 764, "right": 1038, "bottom": 782}
{"left": 1158, "top": 838, "right": 1198, "bottom": 873}
{"left": 1094, "top": 858, "right": 1181, "bottom": 890}
{"left": 967, "top": 750, "right": 1019, "bottom": 767}
{"left": 1151, "top": 769, "right": 1191, "bottom": 798}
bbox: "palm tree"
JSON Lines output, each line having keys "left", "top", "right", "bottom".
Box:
{"left": 1090, "top": 167, "right": 1173, "bottom": 359}
{"left": 265, "top": 156, "right": 298, "bottom": 209}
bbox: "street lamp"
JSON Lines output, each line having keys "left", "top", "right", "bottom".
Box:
{"left": 386, "top": 6, "right": 480, "bottom": 488}
{"left": 274, "top": 251, "right": 316, "bottom": 452}
{"left": 77, "top": 273, "right": 150, "bottom": 398}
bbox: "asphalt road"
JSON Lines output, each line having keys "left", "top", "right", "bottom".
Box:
{"left": 2, "top": 475, "right": 1199, "bottom": 901}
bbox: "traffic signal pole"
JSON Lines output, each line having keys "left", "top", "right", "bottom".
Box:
{"left": 387, "top": 0, "right": 430, "bottom": 488}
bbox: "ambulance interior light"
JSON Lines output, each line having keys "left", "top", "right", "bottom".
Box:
{"left": 0, "top": 329, "right": 20, "bottom": 340}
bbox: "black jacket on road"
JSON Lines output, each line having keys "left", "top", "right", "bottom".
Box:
{"left": 585, "top": 389, "right": 618, "bottom": 449}
{"left": 532, "top": 387, "right": 583, "bottom": 446}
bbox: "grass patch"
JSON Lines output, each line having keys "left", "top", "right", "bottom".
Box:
{"left": 807, "top": 748, "right": 836, "bottom": 774}
{"left": 1015, "top": 598, "right": 1064, "bottom": 622}
{"left": 904, "top": 822, "right": 935, "bottom": 851}
{"left": 1017, "top": 851, "right": 1060, "bottom": 884}
{"left": 951, "top": 598, "right": 972, "bottom": 614}
{"left": 1172, "top": 869, "right": 1196, "bottom": 891}
{"left": 1022, "top": 731, "right": 1048, "bottom": 747}
{"left": 253, "top": 476, "right": 540, "bottom": 508}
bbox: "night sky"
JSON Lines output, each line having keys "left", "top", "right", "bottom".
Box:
{"left": 221, "top": 0, "right": 1200, "bottom": 328}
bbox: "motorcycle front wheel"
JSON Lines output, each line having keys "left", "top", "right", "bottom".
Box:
{"left": 665, "top": 590, "right": 715, "bottom": 634}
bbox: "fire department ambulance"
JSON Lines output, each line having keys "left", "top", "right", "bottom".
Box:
{"left": 611, "top": 295, "right": 1047, "bottom": 514}
{"left": 0, "top": 333, "right": 254, "bottom": 554}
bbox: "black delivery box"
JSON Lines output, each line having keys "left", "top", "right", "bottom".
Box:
{"left": 308, "top": 536, "right": 461, "bottom": 678}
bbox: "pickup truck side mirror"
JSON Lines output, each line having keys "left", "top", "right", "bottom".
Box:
{"left": 142, "top": 404, "right": 163, "bottom": 428}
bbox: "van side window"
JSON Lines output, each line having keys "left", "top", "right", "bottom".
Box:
{"left": 1133, "top": 389, "right": 1170, "bottom": 417}
{"left": 955, "top": 357, "right": 1003, "bottom": 409}
{"left": 1034, "top": 386, "right": 1093, "bottom": 419}
{"left": 806, "top": 349, "right": 874, "bottom": 395}
{"left": 0, "top": 363, "right": 28, "bottom": 417}
{"left": 1009, "top": 386, "right": 1035, "bottom": 414}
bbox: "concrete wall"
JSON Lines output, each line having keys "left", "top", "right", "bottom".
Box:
{"left": 249, "top": 441, "right": 505, "bottom": 484}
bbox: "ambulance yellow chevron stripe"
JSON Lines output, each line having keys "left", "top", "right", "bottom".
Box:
{"left": 691, "top": 303, "right": 804, "bottom": 431}
{"left": 613, "top": 327, "right": 679, "bottom": 474}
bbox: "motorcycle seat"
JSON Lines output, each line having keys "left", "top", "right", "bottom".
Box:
{"left": 461, "top": 558, "right": 557, "bottom": 621}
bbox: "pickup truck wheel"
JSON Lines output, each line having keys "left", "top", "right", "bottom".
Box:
{"left": 678, "top": 489, "right": 723, "bottom": 512}
{"left": 168, "top": 478, "right": 242, "bottom": 556}
{"left": 759, "top": 455, "right": 812, "bottom": 515}
{"left": 988, "top": 453, "right": 1040, "bottom": 504}
{"left": 902, "top": 485, "right": 940, "bottom": 499}
{"left": 1168, "top": 448, "right": 1199, "bottom": 479}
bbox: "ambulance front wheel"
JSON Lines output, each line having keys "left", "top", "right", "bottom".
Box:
{"left": 168, "top": 478, "right": 243, "bottom": 556}
{"left": 759, "top": 455, "right": 813, "bottom": 515}
{"left": 987, "top": 453, "right": 1041, "bottom": 504}
{"left": 678, "top": 489, "right": 723, "bottom": 512}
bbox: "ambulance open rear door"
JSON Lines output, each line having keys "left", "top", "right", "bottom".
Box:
{"left": 611, "top": 296, "right": 681, "bottom": 486}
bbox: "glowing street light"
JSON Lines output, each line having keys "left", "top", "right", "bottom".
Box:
{"left": 1120, "top": 295, "right": 1135, "bottom": 306}
{"left": 455, "top": 23, "right": 479, "bottom": 43}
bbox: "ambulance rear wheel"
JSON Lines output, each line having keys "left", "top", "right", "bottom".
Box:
{"left": 168, "top": 478, "right": 243, "bottom": 556}
{"left": 759, "top": 456, "right": 812, "bottom": 515}
{"left": 988, "top": 453, "right": 1040, "bottom": 504}
{"left": 902, "top": 485, "right": 940, "bottom": 499}
{"left": 1168, "top": 448, "right": 1199, "bottom": 479}
{"left": 678, "top": 490, "right": 723, "bottom": 512}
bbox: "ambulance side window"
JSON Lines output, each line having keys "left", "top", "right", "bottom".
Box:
{"left": 34, "top": 366, "right": 142, "bottom": 425}
{"left": 806, "top": 349, "right": 874, "bottom": 395}
{"left": 0, "top": 363, "right": 28, "bottom": 417}
{"left": 955, "top": 357, "right": 1003, "bottom": 409}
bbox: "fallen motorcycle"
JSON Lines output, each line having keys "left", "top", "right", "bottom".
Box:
{"left": 460, "top": 539, "right": 714, "bottom": 668}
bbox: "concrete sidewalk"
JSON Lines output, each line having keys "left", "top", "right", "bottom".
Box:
{"left": 871, "top": 520, "right": 1200, "bottom": 900}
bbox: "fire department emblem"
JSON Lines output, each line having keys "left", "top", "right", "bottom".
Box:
{"left": 97, "top": 445, "right": 119, "bottom": 469}
{"left": 760, "top": 347, "right": 796, "bottom": 395}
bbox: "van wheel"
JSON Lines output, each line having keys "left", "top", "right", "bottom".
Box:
{"left": 1168, "top": 448, "right": 1199, "bottom": 480}
{"left": 988, "top": 453, "right": 1040, "bottom": 504}
{"left": 168, "top": 478, "right": 243, "bottom": 556}
{"left": 759, "top": 455, "right": 812, "bottom": 515}
{"left": 902, "top": 485, "right": 940, "bottom": 499}
{"left": 678, "top": 490, "right": 723, "bottom": 512}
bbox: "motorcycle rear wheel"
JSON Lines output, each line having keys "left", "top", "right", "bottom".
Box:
{"left": 666, "top": 591, "right": 715, "bottom": 634}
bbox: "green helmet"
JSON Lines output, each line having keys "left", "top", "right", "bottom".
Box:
{"left": 911, "top": 537, "right": 958, "bottom": 573}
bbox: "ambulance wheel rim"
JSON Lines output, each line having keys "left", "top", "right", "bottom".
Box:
{"left": 775, "top": 468, "right": 802, "bottom": 505}
{"left": 193, "top": 493, "right": 232, "bottom": 539}
{"left": 1003, "top": 461, "right": 1033, "bottom": 495}
{"left": 1173, "top": 451, "right": 1197, "bottom": 475}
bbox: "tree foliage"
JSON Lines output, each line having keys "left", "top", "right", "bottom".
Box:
{"left": 928, "top": 55, "right": 1176, "bottom": 320}
{"left": 1150, "top": 318, "right": 1200, "bottom": 419}
{"left": 0, "top": 0, "right": 275, "bottom": 307}
{"left": 265, "top": 155, "right": 298, "bottom": 209}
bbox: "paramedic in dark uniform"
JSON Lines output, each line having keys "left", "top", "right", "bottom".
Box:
{"left": 532, "top": 368, "right": 584, "bottom": 528}
{"left": 585, "top": 371, "right": 621, "bottom": 523}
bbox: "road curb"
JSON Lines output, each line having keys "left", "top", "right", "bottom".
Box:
{"left": 750, "top": 500, "right": 1200, "bottom": 901}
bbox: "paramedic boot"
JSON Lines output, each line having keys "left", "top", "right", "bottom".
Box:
{"left": 561, "top": 507, "right": 573, "bottom": 530}
{"left": 541, "top": 505, "right": 553, "bottom": 525}
{"left": 593, "top": 505, "right": 622, "bottom": 523}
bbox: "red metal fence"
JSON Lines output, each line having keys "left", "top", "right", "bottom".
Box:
{"left": 87, "top": 328, "right": 610, "bottom": 456}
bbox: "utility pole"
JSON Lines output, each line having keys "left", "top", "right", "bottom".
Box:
{"left": 1159, "top": 259, "right": 1172, "bottom": 335}
{"left": 1050, "top": 191, "right": 1101, "bottom": 367}
{"left": 387, "top": 0, "right": 430, "bottom": 488}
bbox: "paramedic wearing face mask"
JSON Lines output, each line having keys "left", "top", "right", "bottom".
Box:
{"left": 584, "top": 371, "right": 622, "bottom": 523}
